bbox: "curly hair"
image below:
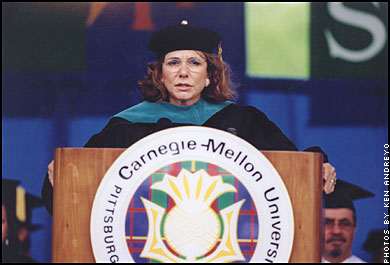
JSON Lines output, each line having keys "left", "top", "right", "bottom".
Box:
{"left": 138, "top": 52, "right": 238, "bottom": 103}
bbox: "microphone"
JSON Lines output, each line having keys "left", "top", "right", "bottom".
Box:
{"left": 155, "top": 118, "right": 174, "bottom": 131}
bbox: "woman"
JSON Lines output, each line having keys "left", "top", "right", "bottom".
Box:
{"left": 42, "top": 21, "right": 336, "bottom": 214}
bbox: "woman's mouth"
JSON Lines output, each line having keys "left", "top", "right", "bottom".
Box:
{"left": 175, "top": 83, "right": 192, "bottom": 90}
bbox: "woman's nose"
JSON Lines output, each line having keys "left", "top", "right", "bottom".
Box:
{"left": 178, "top": 63, "right": 190, "bottom": 77}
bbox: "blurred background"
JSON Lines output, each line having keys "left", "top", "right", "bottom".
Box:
{"left": 2, "top": 2, "right": 388, "bottom": 262}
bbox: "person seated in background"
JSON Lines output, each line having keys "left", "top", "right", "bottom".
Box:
{"left": 322, "top": 179, "right": 374, "bottom": 263}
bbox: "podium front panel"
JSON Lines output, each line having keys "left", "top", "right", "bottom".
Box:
{"left": 52, "top": 148, "right": 322, "bottom": 263}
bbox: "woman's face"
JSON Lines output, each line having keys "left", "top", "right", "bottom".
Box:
{"left": 162, "top": 50, "right": 209, "bottom": 106}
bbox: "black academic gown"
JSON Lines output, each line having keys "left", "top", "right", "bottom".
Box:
{"left": 41, "top": 103, "right": 327, "bottom": 214}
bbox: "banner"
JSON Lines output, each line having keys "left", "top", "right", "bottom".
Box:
{"left": 245, "top": 2, "right": 388, "bottom": 79}
{"left": 311, "top": 2, "right": 388, "bottom": 79}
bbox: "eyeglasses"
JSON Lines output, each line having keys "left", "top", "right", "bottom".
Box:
{"left": 325, "top": 218, "right": 354, "bottom": 230}
{"left": 164, "top": 57, "right": 207, "bottom": 72}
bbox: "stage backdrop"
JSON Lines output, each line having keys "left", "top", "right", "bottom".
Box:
{"left": 2, "top": 2, "right": 388, "bottom": 263}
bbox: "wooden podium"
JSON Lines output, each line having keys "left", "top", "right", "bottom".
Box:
{"left": 52, "top": 148, "right": 323, "bottom": 263}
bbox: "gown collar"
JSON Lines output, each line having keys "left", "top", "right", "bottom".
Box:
{"left": 113, "top": 97, "right": 232, "bottom": 125}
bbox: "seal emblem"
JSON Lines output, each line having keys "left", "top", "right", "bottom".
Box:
{"left": 139, "top": 167, "right": 245, "bottom": 262}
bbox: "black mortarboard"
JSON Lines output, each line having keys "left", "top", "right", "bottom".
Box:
{"left": 2, "top": 178, "right": 44, "bottom": 232}
{"left": 147, "top": 20, "right": 222, "bottom": 58}
{"left": 324, "top": 179, "right": 374, "bottom": 213}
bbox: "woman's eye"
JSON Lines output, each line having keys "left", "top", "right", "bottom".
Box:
{"left": 189, "top": 59, "right": 201, "bottom": 66}
{"left": 167, "top": 61, "right": 179, "bottom": 66}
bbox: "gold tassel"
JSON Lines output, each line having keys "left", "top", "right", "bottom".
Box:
{"left": 16, "top": 186, "right": 26, "bottom": 223}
